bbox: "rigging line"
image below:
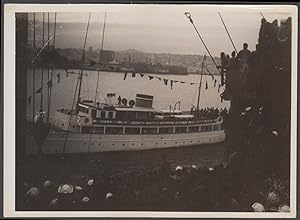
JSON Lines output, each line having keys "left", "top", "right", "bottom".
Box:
{"left": 260, "top": 12, "right": 266, "bottom": 20}
{"left": 184, "top": 12, "right": 222, "bottom": 75}
{"left": 40, "top": 12, "right": 45, "bottom": 112}
{"left": 32, "top": 12, "right": 36, "bottom": 123}
{"left": 218, "top": 12, "right": 238, "bottom": 54}
{"left": 47, "top": 12, "right": 50, "bottom": 123}
{"left": 63, "top": 12, "right": 92, "bottom": 153}
{"left": 48, "top": 12, "right": 57, "bottom": 123}
{"left": 76, "top": 12, "right": 92, "bottom": 108}
{"left": 31, "top": 24, "right": 63, "bottom": 64}
{"left": 94, "top": 12, "right": 107, "bottom": 107}
{"left": 196, "top": 54, "right": 205, "bottom": 110}
{"left": 88, "top": 12, "right": 107, "bottom": 152}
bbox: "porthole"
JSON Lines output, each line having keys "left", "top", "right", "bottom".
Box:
{"left": 72, "top": 125, "right": 75, "bottom": 128}
{"left": 62, "top": 123, "right": 64, "bottom": 127}
{"left": 161, "top": 137, "right": 163, "bottom": 139}
{"left": 141, "top": 143, "right": 144, "bottom": 146}
{"left": 164, "top": 142, "right": 166, "bottom": 145}
{"left": 98, "top": 143, "right": 101, "bottom": 146}
{"left": 183, "top": 141, "right": 185, "bottom": 144}
{"left": 122, "top": 144, "right": 125, "bottom": 146}
{"left": 132, "top": 143, "right": 134, "bottom": 146}
{"left": 190, "top": 141, "right": 193, "bottom": 143}
{"left": 112, "top": 144, "right": 115, "bottom": 146}
{"left": 156, "top": 143, "right": 158, "bottom": 145}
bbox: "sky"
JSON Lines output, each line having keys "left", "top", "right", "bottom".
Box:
{"left": 30, "top": 5, "right": 293, "bottom": 56}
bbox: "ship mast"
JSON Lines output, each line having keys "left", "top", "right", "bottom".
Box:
{"left": 76, "top": 13, "right": 91, "bottom": 110}
{"left": 196, "top": 54, "right": 206, "bottom": 117}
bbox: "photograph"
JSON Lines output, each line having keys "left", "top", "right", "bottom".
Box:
{"left": 3, "top": 3, "right": 297, "bottom": 218}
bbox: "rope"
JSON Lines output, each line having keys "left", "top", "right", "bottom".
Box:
{"left": 88, "top": 12, "right": 107, "bottom": 152}
{"left": 63, "top": 12, "right": 91, "bottom": 153}
{"left": 184, "top": 12, "right": 222, "bottom": 75}
{"left": 32, "top": 13, "right": 36, "bottom": 123}
{"left": 218, "top": 12, "right": 238, "bottom": 54}
{"left": 48, "top": 12, "right": 57, "bottom": 123}
{"left": 40, "top": 12, "right": 45, "bottom": 112}
{"left": 47, "top": 12, "right": 50, "bottom": 123}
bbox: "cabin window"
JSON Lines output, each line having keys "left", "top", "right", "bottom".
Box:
{"left": 175, "top": 127, "right": 187, "bottom": 133}
{"left": 188, "top": 126, "right": 199, "bottom": 133}
{"left": 159, "top": 127, "right": 173, "bottom": 134}
{"left": 142, "top": 127, "right": 157, "bottom": 134}
{"left": 201, "top": 125, "right": 213, "bottom": 132}
{"left": 108, "top": 111, "right": 114, "bottom": 119}
{"left": 92, "top": 109, "right": 97, "bottom": 119}
{"left": 125, "top": 127, "right": 140, "bottom": 134}
{"left": 95, "top": 127, "right": 104, "bottom": 134}
{"left": 106, "top": 127, "right": 123, "bottom": 134}
{"left": 101, "top": 111, "right": 106, "bottom": 118}
{"left": 79, "top": 106, "right": 89, "bottom": 114}
{"left": 81, "top": 126, "right": 92, "bottom": 134}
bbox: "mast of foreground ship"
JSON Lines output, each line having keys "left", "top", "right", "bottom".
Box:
{"left": 76, "top": 13, "right": 91, "bottom": 111}
{"left": 196, "top": 54, "right": 206, "bottom": 118}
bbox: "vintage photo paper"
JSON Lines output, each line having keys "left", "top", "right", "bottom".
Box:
{"left": 3, "top": 3, "right": 298, "bottom": 218}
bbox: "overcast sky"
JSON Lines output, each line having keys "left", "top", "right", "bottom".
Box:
{"left": 31, "top": 5, "right": 293, "bottom": 56}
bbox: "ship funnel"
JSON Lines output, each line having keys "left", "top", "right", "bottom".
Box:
{"left": 135, "top": 94, "right": 153, "bottom": 108}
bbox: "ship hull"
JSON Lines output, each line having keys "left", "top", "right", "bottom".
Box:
{"left": 26, "top": 130, "right": 225, "bottom": 155}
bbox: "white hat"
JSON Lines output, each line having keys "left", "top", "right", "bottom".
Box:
{"left": 191, "top": 165, "right": 198, "bottom": 169}
{"left": 252, "top": 202, "right": 265, "bottom": 212}
{"left": 208, "top": 167, "right": 214, "bottom": 172}
{"left": 272, "top": 131, "right": 279, "bottom": 136}
{"left": 75, "top": 186, "right": 83, "bottom": 191}
{"left": 26, "top": 187, "right": 40, "bottom": 197}
{"left": 245, "top": 106, "right": 252, "bottom": 112}
{"left": 175, "top": 166, "right": 183, "bottom": 171}
{"left": 58, "top": 184, "right": 73, "bottom": 194}
{"left": 87, "top": 179, "right": 94, "bottom": 186}
{"left": 106, "top": 192, "right": 113, "bottom": 199}
{"left": 82, "top": 196, "right": 90, "bottom": 203}
{"left": 279, "top": 204, "right": 290, "bottom": 212}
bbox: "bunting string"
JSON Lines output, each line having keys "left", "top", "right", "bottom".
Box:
{"left": 121, "top": 67, "right": 224, "bottom": 92}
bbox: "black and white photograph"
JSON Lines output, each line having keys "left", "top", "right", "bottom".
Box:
{"left": 3, "top": 3, "right": 298, "bottom": 218}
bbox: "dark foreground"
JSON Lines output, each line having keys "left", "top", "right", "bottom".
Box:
{"left": 17, "top": 144, "right": 289, "bottom": 212}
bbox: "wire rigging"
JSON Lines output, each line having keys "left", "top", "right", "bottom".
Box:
{"left": 32, "top": 13, "right": 36, "bottom": 122}
{"left": 88, "top": 12, "right": 107, "bottom": 152}
{"left": 184, "top": 12, "right": 222, "bottom": 76}
{"left": 63, "top": 12, "right": 92, "bottom": 153}
{"left": 48, "top": 12, "right": 57, "bottom": 123}
{"left": 40, "top": 12, "right": 45, "bottom": 112}
{"left": 218, "top": 12, "right": 238, "bottom": 54}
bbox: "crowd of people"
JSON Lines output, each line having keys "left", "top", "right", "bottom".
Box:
{"left": 20, "top": 146, "right": 289, "bottom": 212}
{"left": 191, "top": 107, "right": 229, "bottom": 119}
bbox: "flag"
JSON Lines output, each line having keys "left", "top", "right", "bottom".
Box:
{"left": 205, "top": 81, "right": 208, "bottom": 90}
{"left": 123, "top": 72, "right": 128, "bottom": 80}
{"left": 47, "top": 79, "right": 53, "bottom": 88}
{"left": 170, "top": 80, "right": 174, "bottom": 90}
{"left": 180, "top": 81, "right": 185, "bottom": 84}
{"left": 163, "top": 79, "right": 168, "bottom": 85}
{"left": 190, "top": 83, "right": 195, "bottom": 85}
{"left": 132, "top": 72, "right": 136, "bottom": 77}
{"left": 28, "top": 96, "right": 32, "bottom": 104}
{"left": 174, "top": 80, "right": 178, "bottom": 83}
{"left": 140, "top": 73, "right": 144, "bottom": 77}
{"left": 149, "top": 76, "right": 154, "bottom": 80}
{"left": 156, "top": 77, "right": 161, "bottom": 81}
{"left": 35, "top": 87, "right": 42, "bottom": 94}
{"left": 214, "top": 79, "right": 217, "bottom": 87}
{"left": 57, "top": 73, "right": 61, "bottom": 84}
